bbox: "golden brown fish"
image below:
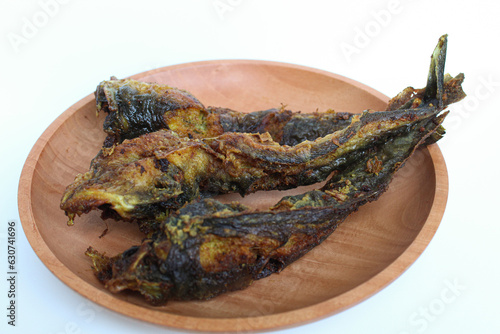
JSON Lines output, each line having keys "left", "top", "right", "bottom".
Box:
{"left": 83, "top": 35, "right": 465, "bottom": 304}
{"left": 96, "top": 77, "right": 356, "bottom": 147}
{"left": 62, "top": 36, "right": 464, "bottom": 228}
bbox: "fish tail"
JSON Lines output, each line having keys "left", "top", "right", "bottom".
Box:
{"left": 423, "top": 34, "right": 448, "bottom": 108}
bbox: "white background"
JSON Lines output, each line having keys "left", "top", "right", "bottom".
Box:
{"left": 1, "top": 0, "right": 499, "bottom": 333}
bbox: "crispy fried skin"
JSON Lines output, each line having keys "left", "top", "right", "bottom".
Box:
{"left": 62, "top": 36, "right": 465, "bottom": 226}
{"left": 80, "top": 35, "right": 466, "bottom": 304}
{"left": 213, "top": 107, "right": 356, "bottom": 147}
{"left": 96, "top": 78, "right": 356, "bottom": 146}
{"left": 96, "top": 37, "right": 463, "bottom": 148}
{"left": 86, "top": 95, "right": 448, "bottom": 304}
{"left": 96, "top": 75, "right": 462, "bottom": 148}
{"left": 60, "top": 100, "right": 458, "bottom": 225}
{"left": 95, "top": 79, "right": 222, "bottom": 145}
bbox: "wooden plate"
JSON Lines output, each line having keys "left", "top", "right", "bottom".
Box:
{"left": 18, "top": 60, "right": 448, "bottom": 332}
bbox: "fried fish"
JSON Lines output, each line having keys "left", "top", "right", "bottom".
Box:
{"left": 82, "top": 35, "right": 465, "bottom": 304}
{"left": 96, "top": 77, "right": 356, "bottom": 147}
{"left": 61, "top": 91, "right": 462, "bottom": 226}
{"left": 61, "top": 36, "right": 464, "bottom": 227}
{"left": 86, "top": 85, "right": 449, "bottom": 304}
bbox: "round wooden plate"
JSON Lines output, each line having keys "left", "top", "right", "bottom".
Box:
{"left": 18, "top": 60, "right": 448, "bottom": 332}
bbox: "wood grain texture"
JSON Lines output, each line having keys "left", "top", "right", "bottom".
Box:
{"left": 17, "top": 60, "right": 448, "bottom": 332}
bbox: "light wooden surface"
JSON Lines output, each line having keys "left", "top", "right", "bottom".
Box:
{"left": 18, "top": 60, "right": 448, "bottom": 332}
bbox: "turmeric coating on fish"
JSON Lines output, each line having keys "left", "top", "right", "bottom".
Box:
{"left": 61, "top": 36, "right": 464, "bottom": 229}
{"left": 86, "top": 83, "right": 452, "bottom": 304}
{"left": 57, "top": 36, "right": 465, "bottom": 304}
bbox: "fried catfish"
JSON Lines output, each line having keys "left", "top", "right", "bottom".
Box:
{"left": 96, "top": 69, "right": 463, "bottom": 148}
{"left": 96, "top": 77, "right": 356, "bottom": 147}
{"left": 61, "top": 36, "right": 464, "bottom": 226}
{"left": 85, "top": 77, "right": 450, "bottom": 304}
{"left": 79, "top": 35, "right": 465, "bottom": 304}
{"left": 95, "top": 34, "right": 463, "bottom": 148}
{"left": 61, "top": 95, "right": 461, "bottom": 225}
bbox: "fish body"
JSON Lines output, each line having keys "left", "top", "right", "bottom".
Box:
{"left": 96, "top": 77, "right": 357, "bottom": 146}
{"left": 61, "top": 36, "right": 465, "bottom": 226}
{"left": 87, "top": 89, "right": 448, "bottom": 304}
{"left": 61, "top": 101, "right": 456, "bottom": 225}
{"left": 84, "top": 35, "right": 465, "bottom": 304}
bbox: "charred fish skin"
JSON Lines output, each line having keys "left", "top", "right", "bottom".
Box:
{"left": 96, "top": 36, "right": 464, "bottom": 148}
{"left": 84, "top": 34, "right": 464, "bottom": 305}
{"left": 60, "top": 101, "right": 453, "bottom": 225}
{"left": 86, "top": 200, "right": 348, "bottom": 304}
{"left": 86, "top": 86, "right": 448, "bottom": 305}
{"left": 95, "top": 78, "right": 219, "bottom": 145}
{"left": 214, "top": 106, "right": 355, "bottom": 146}
{"left": 96, "top": 78, "right": 358, "bottom": 147}
{"left": 96, "top": 75, "right": 463, "bottom": 147}
{"left": 62, "top": 36, "right": 464, "bottom": 225}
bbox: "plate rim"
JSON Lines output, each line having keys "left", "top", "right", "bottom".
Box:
{"left": 17, "top": 59, "right": 448, "bottom": 332}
